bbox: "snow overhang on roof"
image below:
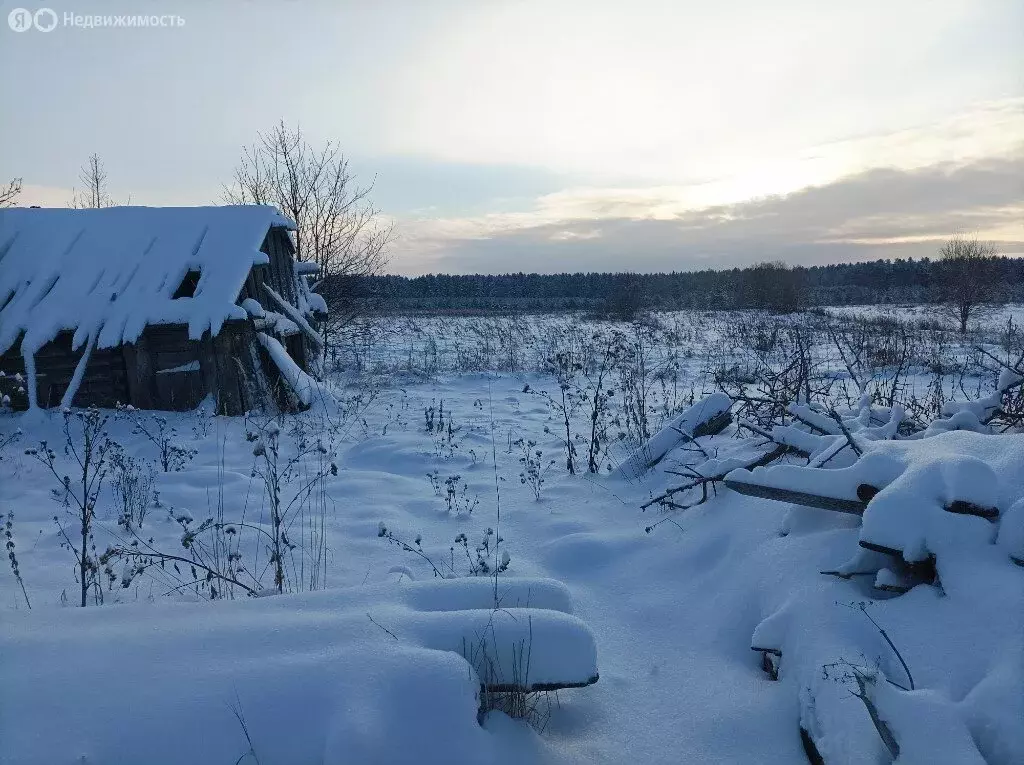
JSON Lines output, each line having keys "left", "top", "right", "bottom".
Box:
{"left": 0, "top": 205, "right": 296, "bottom": 356}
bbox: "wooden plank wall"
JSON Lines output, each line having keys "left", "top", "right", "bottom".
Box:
{"left": 0, "top": 333, "right": 129, "bottom": 409}
{"left": 2, "top": 320, "right": 303, "bottom": 416}
{"left": 240, "top": 226, "right": 310, "bottom": 372}
{"left": 239, "top": 227, "right": 296, "bottom": 304}
{"left": 123, "top": 325, "right": 206, "bottom": 412}
{"left": 264, "top": 226, "right": 298, "bottom": 305}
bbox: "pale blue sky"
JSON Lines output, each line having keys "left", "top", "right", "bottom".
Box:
{"left": 2, "top": 0, "right": 1022, "bottom": 273}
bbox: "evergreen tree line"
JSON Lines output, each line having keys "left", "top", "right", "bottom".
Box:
{"left": 347, "top": 256, "right": 1024, "bottom": 315}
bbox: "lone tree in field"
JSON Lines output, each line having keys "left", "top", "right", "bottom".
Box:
{"left": 935, "top": 233, "right": 1001, "bottom": 334}
{"left": 0, "top": 178, "right": 22, "bottom": 207}
{"left": 70, "top": 153, "right": 117, "bottom": 209}
{"left": 739, "top": 261, "right": 806, "bottom": 313}
{"left": 224, "top": 121, "right": 392, "bottom": 355}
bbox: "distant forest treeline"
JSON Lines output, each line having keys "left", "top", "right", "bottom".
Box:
{"left": 354, "top": 257, "right": 1024, "bottom": 314}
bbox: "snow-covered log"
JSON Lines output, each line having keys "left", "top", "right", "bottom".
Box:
{"left": 614, "top": 392, "right": 732, "bottom": 480}
{"left": 727, "top": 443, "right": 1006, "bottom": 522}
{"left": 411, "top": 607, "right": 599, "bottom": 691}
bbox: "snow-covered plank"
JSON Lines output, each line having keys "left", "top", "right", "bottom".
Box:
{"left": 262, "top": 283, "right": 324, "bottom": 350}
{"left": 256, "top": 331, "right": 316, "bottom": 407}
{"left": 0, "top": 577, "right": 599, "bottom": 765}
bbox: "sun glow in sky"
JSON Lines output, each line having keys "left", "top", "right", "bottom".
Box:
{"left": 1, "top": 0, "right": 1021, "bottom": 273}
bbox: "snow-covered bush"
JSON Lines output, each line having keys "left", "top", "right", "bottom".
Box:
{"left": 424, "top": 398, "right": 466, "bottom": 460}
{"left": 100, "top": 415, "right": 339, "bottom": 600}
{"left": 5, "top": 510, "right": 30, "bottom": 609}
{"left": 0, "top": 370, "right": 28, "bottom": 412}
{"left": 108, "top": 447, "right": 157, "bottom": 530}
{"left": 444, "top": 474, "right": 478, "bottom": 515}
{"left": 119, "top": 406, "right": 197, "bottom": 472}
{"left": 526, "top": 351, "right": 585, "bottom": 474}
{"left": 0, "top": 423, "right": 20, "bottom": 461}
{"left": 25, "top": 407, "right": 115, "bottom": 607}
{"left": 578, "top": 330, "right": 624, "bottom": 473}
{"left": 516, "top": 438, "right": 555, "bottom": 501}
{"left": 378, "top": 524, "right": 511, "bottom": 580}
{"left": 247, "top": 420, "right": 337, "bottom": 594}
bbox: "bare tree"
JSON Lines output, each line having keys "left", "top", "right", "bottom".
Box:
{"left": 0, "top": 178, "right": 22, "bottom": 208}
{"left": 70, "top": 153, "right": 116, "bottom": 208}
{"left": 224, "top": 121, "right": 392, "bottom": 352}
{"left": 935, "top": 233, "right": 1001, "bottom": 334}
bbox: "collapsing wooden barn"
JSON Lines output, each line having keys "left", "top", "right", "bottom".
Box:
{"left": 0, "top": 205, "right": 326, "bottom": 415}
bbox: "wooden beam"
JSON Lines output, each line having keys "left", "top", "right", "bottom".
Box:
{"left": 483, "top": 672, "right": 599, "bottom": 693}
{"left": 857, "top": 541, "right": 938, "bottom": 585}
{"left": 723, "top": 477, "right": 869, "bottom": 515}
{"left": 209, "top": 323, "right": 248, "bottom": 416}
{"left": 946, "top": 500, "right": 999, "bottom": 520}
{"left": 800, "top": 727, "right": 826, "bottom": 765}
{"left": 726, "top": 473, "right": 997, "bottom": 522}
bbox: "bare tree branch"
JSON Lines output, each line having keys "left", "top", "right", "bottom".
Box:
{"left": 224, "top": 122, "right": 393, "bottom": 361}
{"left": 69, "top": 154, "right": 119, "bottom": 208}
{"left": 0, "top": 178, "right": 22, "bottom": 208}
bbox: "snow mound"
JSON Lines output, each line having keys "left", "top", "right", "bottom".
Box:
{"left": 0, "top": 578, "right": 598, "bottom": 765}
{"left": 740, "top": 430, "right": 1024, "bottom": 764}
{"left": 996, "top": 498, "right": 1024, "bottom": 564}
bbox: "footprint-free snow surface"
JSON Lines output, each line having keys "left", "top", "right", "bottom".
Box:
{"left": 2, "top": 370, "right": 1022, "bottom": 764}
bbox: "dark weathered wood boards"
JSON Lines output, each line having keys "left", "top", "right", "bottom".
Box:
{"left": 0, "top": 332, "right": 130, "bottom": 409}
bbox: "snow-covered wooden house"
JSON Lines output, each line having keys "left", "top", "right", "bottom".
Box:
{"left": 0, "top": 206, "right": 326, "bottom": 415}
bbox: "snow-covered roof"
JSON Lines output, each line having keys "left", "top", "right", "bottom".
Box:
{"left": 0, "top": 205, "right": 295, "bottom": 356}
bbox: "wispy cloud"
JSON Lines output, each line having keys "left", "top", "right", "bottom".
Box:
{"left": 392, "top": 147, "right": 1024, "bottom": 274}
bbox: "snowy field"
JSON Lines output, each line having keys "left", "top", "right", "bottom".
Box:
{"left": 2, "top": 306, "right": 1023, "bottom": 764}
